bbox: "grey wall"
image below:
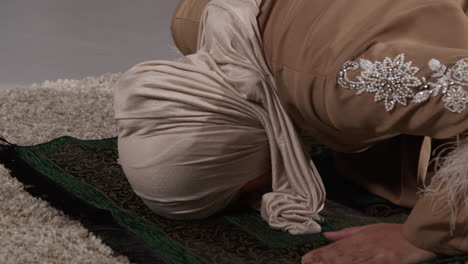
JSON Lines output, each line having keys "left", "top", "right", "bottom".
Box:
{"left": 0, "top": 0, "right": 180, "bottom": 90}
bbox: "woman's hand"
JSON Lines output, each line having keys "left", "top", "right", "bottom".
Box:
{"left": 302, "top": 223, "right": 438, "bottom": 264}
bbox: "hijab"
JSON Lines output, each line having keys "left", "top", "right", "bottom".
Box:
{"left": 114, "top": 0, "right": 326, "bottom": 234}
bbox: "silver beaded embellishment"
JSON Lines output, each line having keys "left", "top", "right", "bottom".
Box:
{"left": 413, "top": 58, "right": 468, "bottom": 113}
{"left": 338, "top": 54, "right": 468, "bottom": 113}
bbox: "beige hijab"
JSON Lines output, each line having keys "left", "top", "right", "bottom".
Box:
{"left": 114, "top": 0, "right": 326, "bottom": 234}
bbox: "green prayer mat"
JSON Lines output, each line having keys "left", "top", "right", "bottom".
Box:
{"left": 3, "top": 136, "right": 468, "bottom": 264}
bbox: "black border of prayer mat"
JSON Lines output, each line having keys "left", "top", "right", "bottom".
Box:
{"left": 1, "top": 136, "right": 468, "bottom": 264}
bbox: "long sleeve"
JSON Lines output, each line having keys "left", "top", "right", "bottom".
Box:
{"left": 334, "top": 136, "right": 468, "bottom": 255}
{"left": 402, "top": 137, "right": 468, "bottom": 255}
{"left": 402, "top": 194, "right": 468, "bottom": 255}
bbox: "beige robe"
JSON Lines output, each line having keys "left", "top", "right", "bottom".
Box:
{"left": 172, "top": 0, "right": 468, "bottom": 255}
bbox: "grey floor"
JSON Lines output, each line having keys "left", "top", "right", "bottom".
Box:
{"left": 0, "top": 0, "right": 180, "bottom": 91}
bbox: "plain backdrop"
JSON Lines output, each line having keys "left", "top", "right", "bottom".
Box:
{"left": 0, "top": 0, "right": 180, "bottom": 90}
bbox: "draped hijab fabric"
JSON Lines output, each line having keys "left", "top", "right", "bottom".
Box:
{"left": 114, "top": 0, "right": 326, "bottom": 234}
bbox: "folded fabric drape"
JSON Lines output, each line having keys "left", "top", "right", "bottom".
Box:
{"left": 114, "top": 0, "right": 326, "bottom": 234}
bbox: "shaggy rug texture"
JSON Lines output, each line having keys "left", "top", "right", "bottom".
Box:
{"left": 0, "top": 73, "right": 131, "bottom": 264}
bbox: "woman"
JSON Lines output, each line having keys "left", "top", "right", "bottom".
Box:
{"left": 115, "top": 0, "right": 468, "bottom": 263}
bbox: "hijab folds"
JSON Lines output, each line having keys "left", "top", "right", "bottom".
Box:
{"left": 114, "top": 0, "right": 326, "bottom": 234}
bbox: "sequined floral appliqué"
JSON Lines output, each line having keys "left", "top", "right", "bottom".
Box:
{"left": 338, "top": 54, "right": 468, "bottom": 113}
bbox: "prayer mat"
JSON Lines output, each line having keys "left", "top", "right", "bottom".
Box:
{"left": 1, "top": 136, "right": 468, "bottom": 264}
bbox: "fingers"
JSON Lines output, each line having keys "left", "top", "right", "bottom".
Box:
{"left": 302, "top": 242, "right": 340, "bottom": 264}
{"left": 323, "top": 225, "right": 373, "bottom": 241}
{"left": 302, "top": 223, "right": 439, "bottom": 264}
{"left": 301, "top": 239, "right": 371, "bottom": 264}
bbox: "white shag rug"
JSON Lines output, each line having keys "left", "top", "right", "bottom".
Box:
{"left": 0, "top": 73, "right": 132, "bottom": 264}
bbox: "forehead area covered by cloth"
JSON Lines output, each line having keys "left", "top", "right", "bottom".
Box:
{"left": 118, "top": 118, "right": 271, "bottom": 195}
{"left": 117, "top": 118, "right": 272, "bottom": 219}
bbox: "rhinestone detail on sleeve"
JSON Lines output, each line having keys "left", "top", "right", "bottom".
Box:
{"left": 338, "top": 54, "right": 468, "bottom": 113}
